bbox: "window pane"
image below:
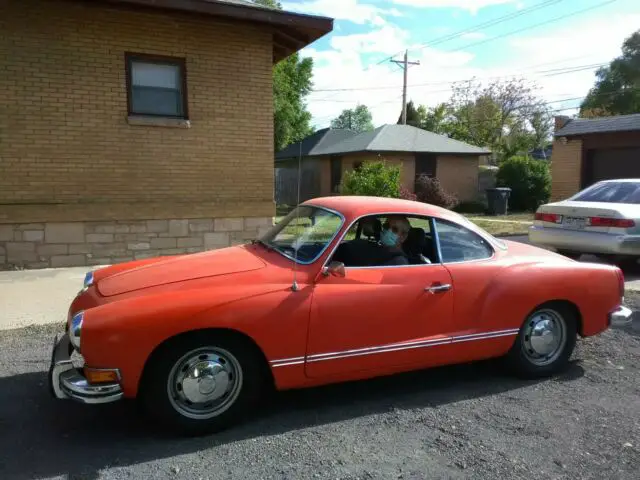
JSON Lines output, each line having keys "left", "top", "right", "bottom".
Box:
{"left": 573, "top": 182, "right": 640, "bottom": 204}
{"left": 132, "top": 61, "right": 180, "bottom": 89}
{"left": 131, "top": 86, "right": 182, "bottom": 116}
{"left": 435, "top": 219, "right": 493, "bottom": 263}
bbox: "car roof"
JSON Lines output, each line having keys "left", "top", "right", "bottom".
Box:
{"left": 302, "top": 195, "right": 459, "bottom": 220}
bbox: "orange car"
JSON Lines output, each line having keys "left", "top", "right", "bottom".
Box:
{"left": 48, "top": 196, "right": 632, "bottom": 435}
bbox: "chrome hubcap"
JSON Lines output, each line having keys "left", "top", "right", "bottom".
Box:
{"left": 522, "top": 309, "right": 566, "bottom": 366}
{"left": 167, "top": 347, "right": 242, "bottom": 420}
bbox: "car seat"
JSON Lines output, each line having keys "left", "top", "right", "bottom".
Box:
{"left": 402, "top": 227, "right": 431, "bottom": 264}
{"left": 358, "top": 217, "right": 382, "bottom": 242}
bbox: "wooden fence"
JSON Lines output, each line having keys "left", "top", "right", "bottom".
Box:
{"left": 274, "top": 167, "right": 321, "bottom": 207}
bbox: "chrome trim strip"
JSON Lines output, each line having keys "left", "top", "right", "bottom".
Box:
{"left": 269, "top": 328, "right": 520, "bottom": 368}
{"left": 261, "top": 205, "right": 346, "bottom": 266}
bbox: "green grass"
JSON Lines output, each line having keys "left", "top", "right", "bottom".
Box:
{"left": 462, "top": 212, "right": 535, "bottom": 222}
{"left": 469, "top": 219, "right": 531, "bottom": 236}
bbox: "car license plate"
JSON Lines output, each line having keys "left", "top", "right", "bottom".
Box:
{"left": 563, "top": 216, "right": 586, "bottom": 230}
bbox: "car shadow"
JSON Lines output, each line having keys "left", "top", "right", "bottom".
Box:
{"left": 0, "top": 359, "right": 584, "bottom": 480}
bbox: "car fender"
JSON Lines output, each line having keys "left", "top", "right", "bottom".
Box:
{"left": 80, "top": 282, "right": 313, "bottom": 397}
{"left": 476, "top": 261, "right": 619, "bottom": 343}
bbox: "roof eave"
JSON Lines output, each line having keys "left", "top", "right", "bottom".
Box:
{"left": 91, "top": 0, "right": 334, "bottom": 63}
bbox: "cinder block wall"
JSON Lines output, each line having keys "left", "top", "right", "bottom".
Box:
{"left": 0, "top": 0, "right": 275, "bottom": 269}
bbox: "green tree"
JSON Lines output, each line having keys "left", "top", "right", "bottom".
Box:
{"left": 397, "top": 100, "right": 421, "bottom": 127}
{"left": 340, "top": 160, "right": 401, "bottom": 198}
{"left": 496, "top": 156, "right": 551, "bottom": 211}
{"left": 254, "top": 0, "right": 314, "bottom": 151}
{"left": 330, "top": 104, "right": 374, "bottom": 133}
{"left": 580, "top": 30, "right": 640, "bottom": 117}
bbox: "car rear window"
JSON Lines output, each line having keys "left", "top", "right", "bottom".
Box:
{"left": 573, "top": 182, "right": 640, "bottom": 204}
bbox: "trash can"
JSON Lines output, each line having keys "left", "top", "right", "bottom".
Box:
{"left": 485, "top": 187, "right": 512, "bottom": 215}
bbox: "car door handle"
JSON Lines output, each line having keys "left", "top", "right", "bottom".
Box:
{"left": 425, "top": 283, "right": 452, "bottom": 293}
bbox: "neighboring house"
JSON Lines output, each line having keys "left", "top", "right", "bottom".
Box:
{"left": 0, "top": 0, "right": 333, "bottom": 270}
{"left": 551, "top": 114, "right": 640, "bottom": 201}
{"left": 274, "top": 124, "right": 491, "bottom": 205}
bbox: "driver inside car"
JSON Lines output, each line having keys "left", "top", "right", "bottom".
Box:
{"left": 378, "top": 216, "right": 411, "bottom": 266}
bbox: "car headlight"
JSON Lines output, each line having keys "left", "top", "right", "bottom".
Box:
{"left": 69, "top": 311, "right": 84, "bottom": 351}
{"left": 79, "top": 271, "right": 94, "bottom": 294}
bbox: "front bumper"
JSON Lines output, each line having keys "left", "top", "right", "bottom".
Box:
{"left": 609, "top": 305, "right": 634, "bottom": 328}
{"left": 528, "top": 226, "right": 640, "bottom": 255}
{"left": 48, "top": 332, "right": 123, "bottom": 404}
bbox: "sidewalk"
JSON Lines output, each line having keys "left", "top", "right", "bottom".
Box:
{"left": 0, "top": 266, "right": 91, "bottom": 331}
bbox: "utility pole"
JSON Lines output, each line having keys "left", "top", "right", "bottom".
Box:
{"left": 390, "top": 50, "right": 420, "bottom": 125}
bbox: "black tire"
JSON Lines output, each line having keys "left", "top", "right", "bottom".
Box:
{"left": 506, "top": 302, "right": 577, "bottom": 379}
{"left": 556, "top": 250, "right": 582, "bottom": 260}
{"left": 139, "top": 331, "right": 269, "bottom": 436}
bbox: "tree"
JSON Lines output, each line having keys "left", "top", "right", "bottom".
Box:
{"left": 579, "top": 30, "right": 640, "bottom": 117}
{"left": 330, "top": 104, "right": 374, "bottom": 133}
{"left": 443, "top": 77, "right": 552, "bottom": 161}
{"left": 496, "top": 156, "right": 551, "bottom": 211}
{"left": 397, "top": 100, "right": 421, "bottom": 127}
{"left": 254, "top": 0, "right": 314, "bottom": 151}
{"left": 340, "top": 160, "right": 401, "bottom": 198}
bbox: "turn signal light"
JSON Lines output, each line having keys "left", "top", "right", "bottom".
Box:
{"left": 535, "top": 212, "right": 562, "bottom": 223}
{"left": 84, "top": 368, "right": 120, "bottom": 384}
{"left": 587, "top": 217, "right": 635, "bottom": 228}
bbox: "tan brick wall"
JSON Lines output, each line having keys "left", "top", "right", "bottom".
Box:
{"left": 550, "top": 138, "right": 583, "bottom": 201}
{"left": 0, "top": 0, "right": 275, "bottom": 224}
{"left": 435, "top": 156, "right": 480, "bottom": 202}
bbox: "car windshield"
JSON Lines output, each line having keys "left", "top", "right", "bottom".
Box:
{"left": 572, "top": 181, "right": 640, "bottom": 204}
{"left": 258, "top": 205, "right": 344, "bottom": 263}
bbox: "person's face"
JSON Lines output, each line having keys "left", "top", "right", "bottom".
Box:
{"left": 383, "top": 218, "right": 409, "bottom": 246}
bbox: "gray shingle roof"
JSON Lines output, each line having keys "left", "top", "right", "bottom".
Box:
{"left": 211, "top": 0, "right": 274, "bottom": 9}
{"left": 555, "top": 113, "right": 640, "bottom": 137}
{"left": 276, "top": 124, "right": 491, "bottom": 160}
{"left": 275, "top": 128, "right": 359, "bottom": 160}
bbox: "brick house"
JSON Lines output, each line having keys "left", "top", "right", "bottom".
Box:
{"left": 0, "top": 0, "right": 333, "bottom": 270}
{"left": 551, "top": 113, "right": 640, "bottom": 201}
{"left": 274, "top": 124, "right": 491, "bottom": 205}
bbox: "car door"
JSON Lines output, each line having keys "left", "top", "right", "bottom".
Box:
{"left": 431, "top": 217, "right": 517, "bottom": 360}
{"left": 305, "top": 255, "right": 454, "bottom": 379}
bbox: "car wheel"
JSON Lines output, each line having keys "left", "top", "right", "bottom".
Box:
{"left": 140, "top": 332, "right": 269, "bottom": 436}
{"left": 556, "top": 249, "right": 582, "bottom": 260}
{"left": 506, "top": 302, "right": 577, "bottom": 378}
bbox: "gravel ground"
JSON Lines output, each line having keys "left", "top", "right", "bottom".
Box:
{"left": 1, "top": 308, "right": 639, "bottom": 480}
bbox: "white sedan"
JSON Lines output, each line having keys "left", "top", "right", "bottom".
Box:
{"left": 529, "top": 179, "right": 640, "bottom": 265}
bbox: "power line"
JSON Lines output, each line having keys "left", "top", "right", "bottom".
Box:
{"left": 310, "top": 62, "right": 607, "bottom": 95}
{"left": 370, "top": 0, "right": 567, "bottom": 72}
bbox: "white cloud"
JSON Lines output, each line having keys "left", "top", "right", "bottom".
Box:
{"left": 390, "top": 0, "right": 516, "bottom": 14}
{"left": 302, "top": 12, "right": 640, "bottom": 129}
{"left": 281, "top": 0, "right": 402, "bottom": 26}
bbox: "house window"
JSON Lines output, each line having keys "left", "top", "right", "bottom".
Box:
{"left": 125, "top": 53, "right": 187, "bottom": 118}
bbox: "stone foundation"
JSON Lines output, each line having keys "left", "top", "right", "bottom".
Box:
{"left": 0, "top": 216, "right": 274, "bottom": 270}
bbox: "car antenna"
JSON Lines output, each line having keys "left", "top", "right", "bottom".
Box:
{"left": 291, "top": 139, "right": 302, "bottom": 292}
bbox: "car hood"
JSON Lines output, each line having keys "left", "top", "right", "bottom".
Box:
{"left": 95, "top": 246, "right": 267, "bottom": 297}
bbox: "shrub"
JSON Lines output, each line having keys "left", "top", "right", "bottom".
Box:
{"left": 399, "top": 186, "right": 417, "bottom": 201}
{"left": 414, "top": 174, "right": 458, "bottom": 209}
{"left": 453, "top": 200, "right": 487, "bottom": 214}
{"left": 340, "top": 160, "right": 401, "bottom": 198}
{"left": 495, "top": 156, "right": 551, "bottom": 211}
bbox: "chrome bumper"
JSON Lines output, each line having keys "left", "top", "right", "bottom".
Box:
{"left": 48, "top": 332, "right": 123, "bottom": 404}
{"left": 609, "top": 305, "right": 634, "bottom": 328}
{"left": 528, "top": 226, "right": 640, "bottom": 255}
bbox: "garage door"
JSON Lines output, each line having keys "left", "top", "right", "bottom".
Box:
{"left": 585, "top": 147, "right": 640, "bottom": 187}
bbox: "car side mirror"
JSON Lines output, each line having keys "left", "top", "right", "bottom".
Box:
{"left": 322, "top": 261, "right": 345, "bottom": 278}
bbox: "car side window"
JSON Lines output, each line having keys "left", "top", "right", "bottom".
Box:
{"left": 434, "top": 218, "right": 493, "bottom": 263}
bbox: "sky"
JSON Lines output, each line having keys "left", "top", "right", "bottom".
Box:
{"left": 279, "top": 0, "right": 640, "bottom": 130}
